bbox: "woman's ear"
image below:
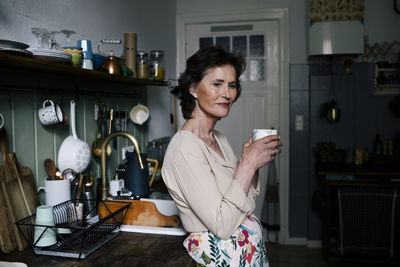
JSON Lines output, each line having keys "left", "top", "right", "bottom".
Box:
{"left": 189, "top": 86, "right": 198, "bottom": 99}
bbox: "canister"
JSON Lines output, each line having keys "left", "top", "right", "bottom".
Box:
{"left": 137, "top": 51, "right": 149, "bottom": 79}
{"left": 149, "top": 50, "right": 165, "bottom": 80}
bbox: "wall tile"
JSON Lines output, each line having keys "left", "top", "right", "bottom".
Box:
{"left": 310, "top": 75, "right": 333, "bottom": 91}
{"left": 289, "top": 195, "right": 309, "bottom": 238}
{"left": 290, "top": 64, "right": 309, "bottom": 90}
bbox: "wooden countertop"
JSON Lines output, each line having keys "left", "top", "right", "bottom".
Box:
{"left": 0, "top": 232, "right": 193, "bottom": 267}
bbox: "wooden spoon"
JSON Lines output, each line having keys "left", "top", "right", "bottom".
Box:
{"left": 44, "top": 158, "right": 57, "bottom": 180}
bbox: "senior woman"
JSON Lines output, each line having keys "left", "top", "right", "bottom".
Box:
{"left": 162, "top": 46, "right": 282, "bottom": 266}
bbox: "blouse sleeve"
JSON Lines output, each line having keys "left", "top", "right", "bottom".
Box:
{"left": 167, "top": 140, "right": 256, "bottom": 239}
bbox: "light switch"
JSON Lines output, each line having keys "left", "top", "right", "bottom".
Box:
{"left": 295, "top": 115, "right": 304, "bottom": 131}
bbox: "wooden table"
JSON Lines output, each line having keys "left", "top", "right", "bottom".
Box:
{"left": 0, "top": 232, "right": 193, "bottom": 267}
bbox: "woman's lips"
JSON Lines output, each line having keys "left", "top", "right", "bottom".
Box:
{"left": 217, "top": 103, "right": 230, "bottom": 108}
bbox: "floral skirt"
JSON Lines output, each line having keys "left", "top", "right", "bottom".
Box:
{"left": 183, "top": 214, "right": 269, "bottom": 267}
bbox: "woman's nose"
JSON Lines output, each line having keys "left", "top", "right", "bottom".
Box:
{"left": 221, "top": 84, "right": 231, "bottom": 99}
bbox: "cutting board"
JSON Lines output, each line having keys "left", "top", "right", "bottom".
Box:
{"left": 0, "top": 128, "right": 17, "bottom": 253}
{"left": 98, "top": 200, "right": 181, "bottom": 228}
{"left": 0, "top": 128, "right": 39, "bottom": 251}
{"left": 0, "top": 168, "right": 16, "bottom": 253}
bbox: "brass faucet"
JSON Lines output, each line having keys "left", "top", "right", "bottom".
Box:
{"left": 100, "top": 131, "right": 144, "bottom": 200}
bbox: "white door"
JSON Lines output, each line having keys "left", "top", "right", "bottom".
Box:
{"left": 185, "top": 20, "right": 281, "bottom": 223}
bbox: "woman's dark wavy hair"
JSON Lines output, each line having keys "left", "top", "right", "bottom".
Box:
{"left": 172, "top": 46, "right": 246, "bottom": 120}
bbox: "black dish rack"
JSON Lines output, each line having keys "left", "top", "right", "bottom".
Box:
{"left": 16, "top": 200, "right": 130, "bottom": 259}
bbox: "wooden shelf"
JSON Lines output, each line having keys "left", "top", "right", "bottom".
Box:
{"left": 374, "top": 62, "right": 400, "bottom": 95}
{"left": 0, "top": 53, "right": 169, "bottom": 96}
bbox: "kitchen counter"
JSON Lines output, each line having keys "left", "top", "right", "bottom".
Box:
{"left": 0, "top": 232, "right": 193, "bottom": 267}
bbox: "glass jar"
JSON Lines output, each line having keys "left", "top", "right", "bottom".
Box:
{"left": 137, "top": 51, "right": 149, "bottom": 79}
{"left": 149, "top": 50, "right": 165, "bottom": 80}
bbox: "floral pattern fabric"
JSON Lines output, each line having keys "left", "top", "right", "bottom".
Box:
{"left": 183, "top": 214, "right": 269, "bottom": 267}
{"left": 309, "top": 0, "right": 364, "bottom": 24}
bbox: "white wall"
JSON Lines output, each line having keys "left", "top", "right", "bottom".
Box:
{"left": 0, "top": 0, "right": 177, "bottom": 141}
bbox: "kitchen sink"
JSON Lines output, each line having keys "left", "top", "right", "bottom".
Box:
{"left": 116, "top": 197, "right": 187, "bottom": 236}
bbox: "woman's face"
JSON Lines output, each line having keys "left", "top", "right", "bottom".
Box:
{"left": 190, "top": 65, "right": 238, "bottom": 120}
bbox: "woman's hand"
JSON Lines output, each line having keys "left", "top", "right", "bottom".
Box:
{"left": 241, "top": 135, "right": 282, "bottom": 171}
{"left": 234, "top": 135, "right": 282, "bottom": 194}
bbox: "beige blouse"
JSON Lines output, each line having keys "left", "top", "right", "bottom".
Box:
{"left": 161, "top": 130, "right": 260, "bottom": 239}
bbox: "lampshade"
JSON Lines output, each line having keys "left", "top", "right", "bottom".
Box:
{"left": 309, "top": 20, "right": 364, "bottom": 56}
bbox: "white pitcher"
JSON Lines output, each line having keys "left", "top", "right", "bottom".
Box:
{"left": 37, "top": 179, "right": 71, "bottom": 206}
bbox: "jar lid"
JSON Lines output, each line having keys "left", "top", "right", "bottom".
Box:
{"left": 150, "top": 50, "right": 164, "bottom": 56}
{"left": 137, "top": 51, "right": 148, "bottom": 57}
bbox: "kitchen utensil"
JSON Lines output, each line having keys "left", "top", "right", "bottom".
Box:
{"left": 91, "top": 107, "right": 111, "bottom": 158}
{"left": 77, "top": 40, "right": 93, "bottom": 70}
{"left": 0, "top": 39, "right": 29, "bottom": 49}
{"left": 37, "top": 179, "right": 71, "bottom": 206}
{"left": 60, "top": 29, "right": 76, "bottom": 46}
{"left": 0, "top": 47, "right": 33, "bottom": 57}
{"left": 82, "top": 191, "right": 96, "bottom": 219}
{"left": 125, "top": 152, "right": 158, "bottom": 198}
{"left": 93, "top": 54, "right": 105, "bottom": 70}
{"left": 28, "top": 48, "right": 72, "bottom": 63}
{"left": 44, "top": 159, "right": 57, "bottom": 180}
{"left": 102, "top": 53, "right": 122, "bottom": 75}
{"left": 33, "top": 205, "right": 57, "bottom": 247}
{"left": 124, "top": 33, "right": 137, "bottom": 77}
{"left": 38, "top": 100, "right": 63, "bottom": 126}
{"left": 0, "top": 128, "right": 40, "bottom": 251}
{"left": 253, "top": 129, "right": 277, "bottom": 141}
{"left": 0, "top": 128, "right": 16, "bottom": 253}
{"left": 62, "top": 46, "right": 82, "bottom": 67}
{"left": 98, "top": 199, "right": 180, "bottom": 228}
{"left": 57, "top": 100, "right": 91, "bottom": 173}
{"left": 77, "top": 40, "right": 93, "bottom": 60}
{"left": 0, "top": 113, "right": 4, "bottom": 130}
{"left": 109, "top": 179, "right": 124, "bottom": 197}
{"left": 129, "top": 104, "right": 150, "bottom": 125}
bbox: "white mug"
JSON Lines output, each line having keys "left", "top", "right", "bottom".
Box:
{"left": 34, "top": 205, "right": 57, "bottom": 247}
{"left": 109, "top": 179, "right": 124, "bottom": 196}
{"left": 253, "top": 129, "right": 277, "bottom": 141}
{"left": 38, "top": 100, "right": 63, "bottom": 126}
{"left": 37, "top": 179, "right": 71, "bottom": 207}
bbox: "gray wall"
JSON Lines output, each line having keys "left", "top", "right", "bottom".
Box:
{"left": 0, "top": 0, "right": 177, "bottom": 141}
{"left": 290, "top": 62, "right": 400, "bottom": 241}
{"left": 0, "top": 0, "right": 176, "bottom": 196}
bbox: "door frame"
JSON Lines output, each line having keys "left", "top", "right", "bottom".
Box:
{"left": 176, "top": 8, "right": 290, "bottom": 244}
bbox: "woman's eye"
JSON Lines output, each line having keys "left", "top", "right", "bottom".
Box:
{"left": 229, "top": 83, "right": 237, "bottom": 89}
{"left": 213, "top": 82, "right": 221, "bottom": 87}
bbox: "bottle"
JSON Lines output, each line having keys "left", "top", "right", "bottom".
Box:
{"left": 373, "top": 134, "right": 383, "bottom": 155}
{"left": 149, "top": 50, "right": 165, "bottom": 80}
{"left": 137, "top": 51, "right": 149, "bottom": 79}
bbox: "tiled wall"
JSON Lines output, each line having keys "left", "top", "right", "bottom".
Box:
{"left": 289, "top": 62, "right": 400, "bottom": 240}
{"left": 289, "top": 64, "right": 310, "bottom": 238}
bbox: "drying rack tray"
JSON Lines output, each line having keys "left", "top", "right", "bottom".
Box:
{"left": 15, "top": 200, "right": 130, "bottom": 259}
